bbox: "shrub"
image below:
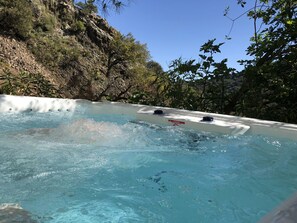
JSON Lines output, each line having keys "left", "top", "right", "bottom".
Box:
{"left": 35, "top": 14, "right": 56, "bottom": 32}
{"left": 70, "top": 20, "right": 86, "bottom": 33}
{"left": 28, "top": 35, "right": 82, "bottom": 69}
{"left": 0, "top": 70, "right": 60, "bottom": 97}
{"left": 0, "top": 0, "right": 33, "bottom": 39}
{"left": 76, "top": 0, "right": 98, "bottom": 15}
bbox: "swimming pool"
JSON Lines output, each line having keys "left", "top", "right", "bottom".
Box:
{"left": 1, "top": 95, "right": 297, "bottom": 222}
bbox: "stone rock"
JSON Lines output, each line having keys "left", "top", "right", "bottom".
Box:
{"left": 0, "top": 203, "right": 38, "bottom": 223}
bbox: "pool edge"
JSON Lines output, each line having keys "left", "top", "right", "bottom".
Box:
{"left": 1, "top": 94, "right": 296, "bottom": 140}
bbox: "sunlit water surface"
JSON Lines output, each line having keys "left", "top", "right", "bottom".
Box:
{"left": 0, "top": 108, "right": 297, "bottom": 222}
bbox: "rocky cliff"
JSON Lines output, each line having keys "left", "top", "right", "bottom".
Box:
{"left": 0, "top": 0, "right": 151, "bottom": 101}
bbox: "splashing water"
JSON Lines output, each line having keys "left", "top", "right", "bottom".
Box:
{"left": 0, "top": 112, "right": 297, "bottom": 223}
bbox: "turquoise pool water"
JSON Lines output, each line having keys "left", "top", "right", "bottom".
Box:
{"left": 0, "top": 108, "right": 297, "bottom": 222}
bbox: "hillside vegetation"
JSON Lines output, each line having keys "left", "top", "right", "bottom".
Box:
{"left": 0, "top": 0, "right": 157, "bottom": 101}
{"left": 0, "top": 0, "right": 296, "bottom": 123}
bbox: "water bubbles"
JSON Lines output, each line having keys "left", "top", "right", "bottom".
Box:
{"left": 2, "top": 112, "right": 297, "bottom": 223}
{"left": 46, "top": 201, "right": 141, "bottom": 223}
{"left": 271, "top": 140, "right": 282, "bottom": 148}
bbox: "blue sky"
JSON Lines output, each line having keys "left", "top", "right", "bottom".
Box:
{"left": 105, "top": 0, "right": 255, "bottom": 71}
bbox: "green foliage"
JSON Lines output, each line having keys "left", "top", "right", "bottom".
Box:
{"left": 98, "top": 32, "right": 152, "bottom": 101}
{"left": 160, "top": 0, "right": 296, "bottom": 123}
{"left": 70, "top": 20, "right": 86, "bottom": 33}
{"left": 152, "top": 40, "right": 237, "bottom": 113}
{"left": 28, "top": 35, "right": 82, "bottom": 69}
{"left": 35, "top": 14, "right": 57, "bottom": 33}
{"left": 0, "top": 70, "right": 60, "bottom": 97}
{"left": 238, "top": 0, "right": 297, "bottom": 122}
{"left": 146, "top": 61, "right": 164, "bottom": 76}
{"left": 129, "top": 40, "right": 240, "bottom": 112}
{"left": 76, "top": 0, "right": 98, "bottom": 14}
{"left": 129, "top": 60, "right": 167, "bottom": 105}
{"left": 0, "top": 0, "right": 33, "bottom": 39}
{"left": 105, "top": 33, "right": 149, "bottom": 77}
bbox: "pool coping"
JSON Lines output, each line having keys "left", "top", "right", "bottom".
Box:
{"left": 1, "top": 94, "right": 297, "bottom": 140}
{"left": 1, "top": 94, "right": 297, "bottom": 222}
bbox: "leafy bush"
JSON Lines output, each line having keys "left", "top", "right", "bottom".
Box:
{"left": 28, "top": 35, "right": 82, "bottom": 69}
{"left": 35, "top": 14, "right": 56, "bottom": 32}
{"left": 0, "top": 0, "right": 33, "bottom": 39}
{"left": 70, "top": 20, "right": 86, "bottom": 33}
{"left": 76, "top": 0, "right": 98, "bottom": 15}
{"left": 0, "top": 70, "right": 60, "bottom": 97}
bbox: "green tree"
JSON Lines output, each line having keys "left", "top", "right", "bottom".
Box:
{"left": 163, "top": 39, "right": 237, "bottom": 113}
{"left": 105, "top": 33, "right": 149, "bottom": 78}
{"left": 129, "top": 60, "right": 167, "bottom": 105}
{"left": 98, "top": 33, "right": 150, "bottom": 100}
{"left": 236, "top": 0, "right": 297, "bottom": 122}
{"left": 76, "top": 0, "right": 98, "bottom": 14}
{"left": 147, "top": 0, "right": 296, "bottom": 123}
{"left": 0, "top": 0, "right": 33, "bottom": 39}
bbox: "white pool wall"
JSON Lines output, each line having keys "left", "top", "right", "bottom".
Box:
{"left": 0, "top": 94, "right": 77, "bottom": 113}
{"left": 1, "top": 94, "right": 297, "bottom": 140}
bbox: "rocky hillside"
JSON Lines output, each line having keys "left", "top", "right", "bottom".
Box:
{"left": 0, "top": 35, "right": 57, "bottom": 85}
{"left": 0, "top": 0, "right": 156, "bottom": 101}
